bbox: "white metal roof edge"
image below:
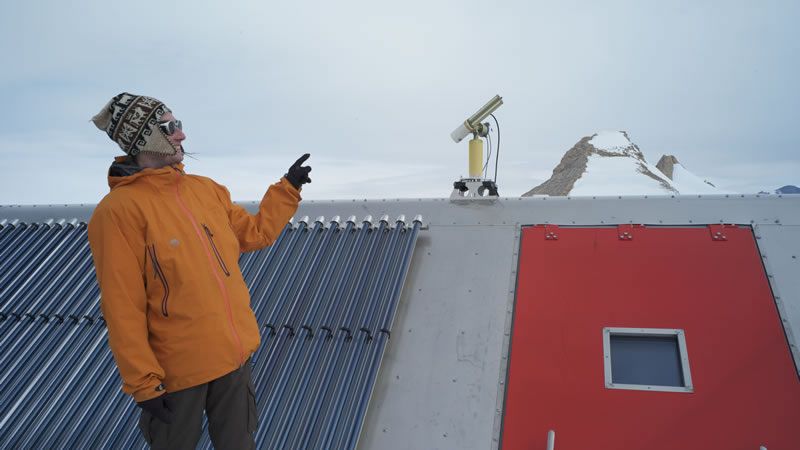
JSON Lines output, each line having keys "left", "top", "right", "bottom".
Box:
{"left": 3, "top": 195, "right": 800, "bottom": 226}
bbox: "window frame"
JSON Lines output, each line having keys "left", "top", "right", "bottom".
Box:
{"left": 602, "top": 327, "right": 694, "bottom": 393}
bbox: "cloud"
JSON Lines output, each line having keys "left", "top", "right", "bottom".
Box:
{"left": 1, "top": 0, "right": 798, "bottom": 205}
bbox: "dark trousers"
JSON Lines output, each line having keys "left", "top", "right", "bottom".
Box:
{"left": 138, "top": 362, "right": 258, "bottom": 450}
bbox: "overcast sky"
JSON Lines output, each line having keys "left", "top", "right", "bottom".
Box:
{"left": 1, "top": 0, "right": 797, "bottom": 205}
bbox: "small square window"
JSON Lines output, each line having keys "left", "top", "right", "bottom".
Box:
{"left": 603, "top": 328, "right": 693, "bottom": 393}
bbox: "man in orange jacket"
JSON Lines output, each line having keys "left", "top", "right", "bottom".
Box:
{"left": 87, "top": 92, "right": 311, "bottom": 449}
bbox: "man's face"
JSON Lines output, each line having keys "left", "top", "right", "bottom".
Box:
{"left": 158, "top": 111, "right": 185, "bottom": 165}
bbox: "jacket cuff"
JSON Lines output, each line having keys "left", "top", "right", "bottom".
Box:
{"left": 279, "top": 177, "right": 303, "bottom": 200}
{"left": 132, "top": 380, "right": 166, "bottom": 403}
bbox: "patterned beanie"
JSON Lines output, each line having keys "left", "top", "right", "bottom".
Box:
{"left": 92, "top": 92, "right": 176, "bottom": 156}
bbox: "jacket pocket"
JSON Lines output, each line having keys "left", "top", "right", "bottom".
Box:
{"left": 146, "top": 245, "right": 170, "bottom": 317}
{"left": 202, "top": 224, "right": 231, "bottom": 277}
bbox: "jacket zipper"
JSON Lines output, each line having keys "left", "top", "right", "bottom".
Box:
{"left": 172, "top": 170, "right": 245, "bottom": 365}
{"left": 202, "top": 224, "right": 231, "bottom": 277}
{"left": 147, "top": 245, "right": 170, "bottom": 317}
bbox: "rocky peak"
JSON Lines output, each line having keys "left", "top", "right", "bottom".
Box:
{"left": 522, "top": 131, "right": 677, "bottom": 196}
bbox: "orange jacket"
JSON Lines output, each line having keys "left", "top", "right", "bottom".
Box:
{"left": 88, "top": 158, "right": 300, "bottom": 402}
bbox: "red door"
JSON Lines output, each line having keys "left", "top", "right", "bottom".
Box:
{"left": 502, "top": 225, "right": 800, "bottom": 450}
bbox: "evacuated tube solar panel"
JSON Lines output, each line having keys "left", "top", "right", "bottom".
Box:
{"left": 0, "top": 216, "right": 422, "bottom": 450}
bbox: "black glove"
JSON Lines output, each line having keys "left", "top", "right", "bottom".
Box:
{"left": 285, "top": 153, "right": 312, "bottom": 189}
{"left": 137, "top": 394, "right": 174, "bottom": 424}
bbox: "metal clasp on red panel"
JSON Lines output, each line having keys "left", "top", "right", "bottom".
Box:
{"left": 617, "top": 224, "right": 636, "bottom": 240}
{"left": 709, "top": 224, "right": 732, "bottom": 241}
{"left": 544, "top": 224, "right": 559, "bottom": 240}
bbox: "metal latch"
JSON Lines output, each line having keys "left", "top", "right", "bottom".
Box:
{"left": 617, "top": 224, "right": 636, "bottom": 240}
{"left": 708, "top": 224, "right": 731, "bottom": 241}
{"left": 544, "top": 224, "right": 559, "bottom": 240}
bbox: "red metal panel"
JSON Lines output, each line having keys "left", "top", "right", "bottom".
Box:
{"left": 502, "top": 226, "right": 800, "bottom": 450}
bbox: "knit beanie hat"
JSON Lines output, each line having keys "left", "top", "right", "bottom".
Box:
{"left": 92, "top": 92, "right": 177, "bottom": 156}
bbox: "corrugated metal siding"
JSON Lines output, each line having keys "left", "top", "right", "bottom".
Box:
{"left": 0, "top": 215, "right": 421, "bottom": 449}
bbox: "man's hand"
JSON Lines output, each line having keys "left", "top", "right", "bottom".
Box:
{"left": 285, "top": 153, "right": 312, "bottom": 189}
{"left": 137, "top": 394, "right": 174, "bottom": 424}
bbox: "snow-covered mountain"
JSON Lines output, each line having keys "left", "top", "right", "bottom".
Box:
{"left": 523, "top": 131, "right": 725, "bottom": 196}
{"left": 655, "top": 155, "right": 720, "bottom": 194}
{"left": 776, "top": 185, "right": 800, "bottom": 194}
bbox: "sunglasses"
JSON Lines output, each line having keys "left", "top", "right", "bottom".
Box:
{"left": 158, "top": 119, "right": 183, "bottom": 136}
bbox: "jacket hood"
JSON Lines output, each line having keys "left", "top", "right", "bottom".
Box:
{"left": 107, "top": 156, "right": 185, "bottom": 190}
